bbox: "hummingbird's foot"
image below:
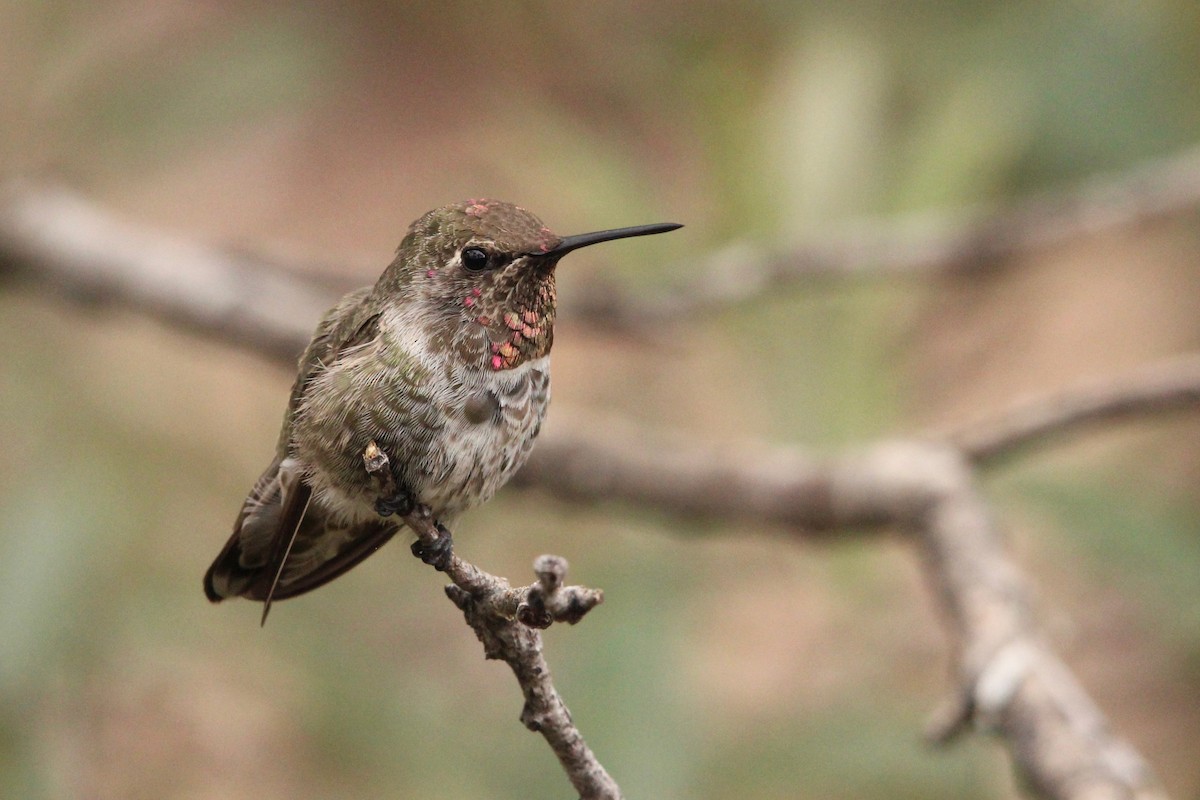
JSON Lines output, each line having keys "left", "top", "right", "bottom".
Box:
{"left": 411, "top": 523, "right": 454, "bottom": 572}
{"left": 374, "top": 488, "right": 415, "bottom": 518}
{"left": 365, "top": 440, "right": 414, "bottom": 517}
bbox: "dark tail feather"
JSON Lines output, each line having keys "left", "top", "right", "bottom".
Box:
{"left": 205, "top": 474, "right": 312, "bottom": 604}
{"left": 205, "top": 478, "right": 399, "bottom": 616}
{"left": 203, "top": 559, "right": 226, "bottom": 602}
{"left": 259, "top": 488, "right": 313, "bottom": 625}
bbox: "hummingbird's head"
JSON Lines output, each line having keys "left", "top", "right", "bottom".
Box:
{"left": 380, "top": 199, "right": 680, "bottom": 371}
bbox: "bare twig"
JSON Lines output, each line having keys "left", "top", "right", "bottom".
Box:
{"left": 361, "top": 438, "right": 616, "bottom": 797}
{"left": 404, "top": 506, "right": 616, "bottom": 799}
{"left": 2, "top": 180, "right": 1193, "bottom": 799}
{"left": 442, "top": 560, "right": 615, "bottom": 800}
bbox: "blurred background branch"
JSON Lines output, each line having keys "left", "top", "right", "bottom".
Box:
{"left": 0, "top": 182, "right": 326, "bottom": 362}
{"left": 574, "top": 144, "right": 1200, "bottom": 330}
{"left": 951, "top": 353, "right": 1200, "bottom": 465}
{"left": 2, "top": 180, "right": 1190, "bottom": 799}
{"left": 13, "top": 130, "right": 1200, "bottom": 340}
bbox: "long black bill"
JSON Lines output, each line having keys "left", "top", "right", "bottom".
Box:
{"left": 538, "top": 221, "right": 682, "bottom": 257}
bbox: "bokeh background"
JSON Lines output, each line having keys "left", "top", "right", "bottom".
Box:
{"left": 3, "top": 1, "right": 1200, "bottom": 798}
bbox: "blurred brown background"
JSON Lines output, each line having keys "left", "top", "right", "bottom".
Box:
{"left": 2, "top": 2, "right": 1200, "bottom": 798}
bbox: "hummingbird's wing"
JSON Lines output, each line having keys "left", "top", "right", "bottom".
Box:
{"left": 204, "top": 286, "right": 396, "bottom": 612}
{"left": 202, "top": 455, "right": 398, "bottom": 604}
{"left": 276, "top": 285, "right": 385, "bottom": 452}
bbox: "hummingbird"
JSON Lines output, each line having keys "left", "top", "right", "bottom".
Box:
{"left": 204, "top": 199, "right": 681, "bottom": 621}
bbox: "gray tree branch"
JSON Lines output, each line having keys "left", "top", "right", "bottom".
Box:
{"left": 406, "top": 509, "right": 616, "bottom": 800}
{"left": 2, "top": 180, "right": 1192, "bottom": 800}
{"left": 949, "top": 354, "right": 1200, "bottom": 465}
{"left": 572, "top": 144, "right": 1200, "bottom": 329}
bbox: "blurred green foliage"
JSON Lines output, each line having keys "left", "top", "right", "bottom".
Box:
{"left": 2, "top": 1, "right": 1200, "bottom": 798}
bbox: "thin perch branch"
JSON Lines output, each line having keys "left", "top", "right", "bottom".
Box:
{"left": 443, "top": 567, "right": 615, "bottom": 800}
{"left": 404, "top": 507, "right": 617, "bottom": 799}
{"left": 362, "top": 437, "right": 616, "bottom": 798}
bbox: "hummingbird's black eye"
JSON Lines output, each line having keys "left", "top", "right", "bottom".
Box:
{"left": 461, "top": 247, "right": 490, "bottom": 272}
